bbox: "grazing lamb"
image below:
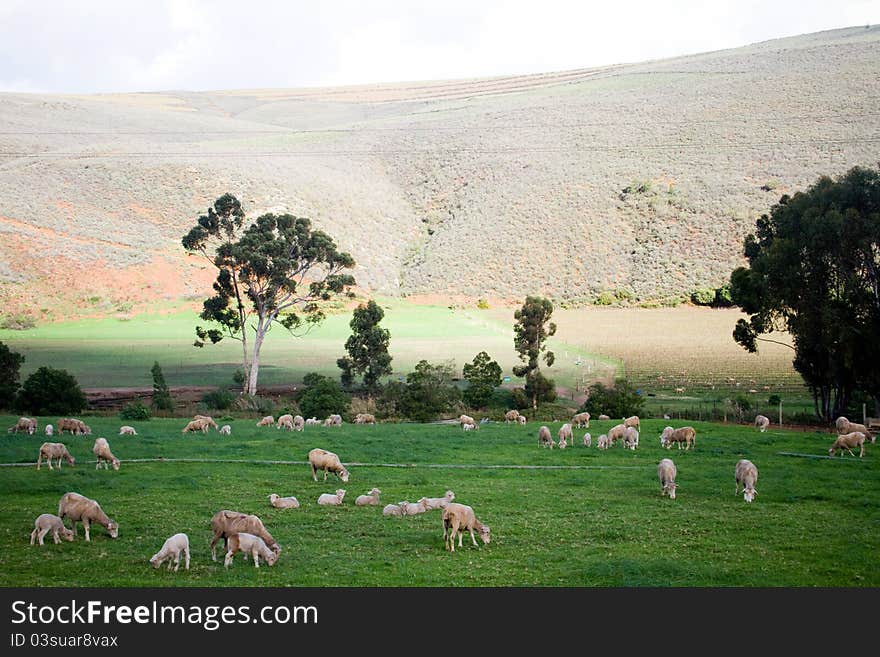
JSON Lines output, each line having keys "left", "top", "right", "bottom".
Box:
{"left": 422, "top": 490, "right": 455, "bottom": 510}
{"left": 150, "top": 533, "right": 190, "bottom": 571}
{"left": 37, "top": 442, "right": 75, "bottom": 470}
{"left": 354, "top": 413, "right": 376, "bottom": 425}
{"left": 210, "top": 510, "right": 278, "bottom": 561}
{"left": 219, "top": 424, "right": 231, "bottom": 435}
{"left": 57, "top": 492, "right": 118, "bottom": 541}
{"left": 401, "top": 498, "right": 430, "bottom": 515}
{"left": 558, "top": 423, "right": 573, "bottom": 446}
{"left": 459, "top": 414, "right": 475, "bottom": 429}
{"left": 92, "top": 437, "right": 120, "bottom": 470}
{"left": 276, "top": 414, "right": 294, "bottom": 430}
{"left": 323, "top": 414, "right": 343, "bottom": 427}
{"left": 462, "top": 422, "right": 476, "bottom": 432}
{"left": 8, "top": 417, "right": 37, "bottom": 434}
{"left": 598, "top": 414, "right": 611, "bottom": 421}
{"left": 583, "top": 433, "right": 592, "bottom": 447}
{"left": 268, "top": 493, "right": 300, "bottom": 509}
{"left": 829, "top": 431, "right": 867, "bottom": 458}
{"left": 293, "top": 415, "right": 305, "bottom": 431}
{"left": 657, "top": 458, "right": 678, "bottom": 499}
{"left": 181, "top": 418, "right": 209, "bottom": 434}
{"left": 660, "top": 426, "right": 696, "bottom": 450}
{"left": 30, "top": 513, "right": 75, "bottom": 545}
{"left": 754, "top": 415, "right": 770, "bottom": 432}
{"left": 538, "top": 425, "right": 555, "bottom": 449}
{"left": 317, "top": 489, "right": 346, "bottom": 506}
{"left": 607, "top": 423, "right": 627, "bottom": 446}
{"left": 517, "top": 415, "right": 527, "bottom": 425}
{"left": 224, "top": 532, "right": 280, "bottom": 568}
{"left": 734, "top": 459, "right": 759, "bottom": 503}
{"left": 836, "top": 417, "right": 874, "bottom": 443}
{"left": 504, "top": 409, "right": 521, "bottom": 423}
{"left": 45, "top": 424, "right": 54, "bottom": 436}
{"left": 572, "top": 412, "right": 591, "bottom": 429}
{"left": 383, "top": 503, "right": 405, "bottom": 516}
{"left": 623, "top": 427, "right": 640, "bottom": 450}
{"left": 256, "top": 415, "right": 275, "bottom": 427}
{"left": 442, "top": 503, "right": 491, "bottom": 552}
{"left": 355, "top": 488, "right": 382, "bottom": 506}
{"left": 308, "top": 447, "right": 350, "bottom": 483}
{"left": 119, "top": 425, "right": 137, "bottom": 436}
{"left": 623, "top": 415, "right": 641, "bottom": 432}
{"left": 193, "top": 415, "right": 219, "bottom": 430}
{"left": 305, "top": 417, "right": 321, "bottom": 426}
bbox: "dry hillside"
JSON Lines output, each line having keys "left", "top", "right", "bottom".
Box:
{"left": 1, "top": 26, "right": 878, "bottom": 320}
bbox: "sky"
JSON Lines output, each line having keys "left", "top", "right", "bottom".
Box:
{"left": 0, "top": 0, "right": 878, "bottom": 94}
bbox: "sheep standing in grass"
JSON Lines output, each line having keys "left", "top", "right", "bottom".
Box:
{"left": 305, "top": 417, "right": 320, "bottom": 426}
{"left": 219, "top": 425, "right": 231, "bottom": 435}
{"left": 8, "top": 417, "right": 37, "bottom": 434}
{"left": 355, "top": 488, "right": 382, "bottom": 506}
{"left": 829, "top": 431, "right": 867, "bottom": 458}
{"left": 57, "top": 492, "right": 118, "bottom": 541}
{"left": 422, "top": 490, "right": 455, "bottom": 510}
{"left": 308, "top": 448, "right": 350, "bottom": 483}
{"left": 596, "top": 434, "right": 610, "bottom": 449}
{"left": 755, "top": 415, "right": 770, "bottom": 432}
{"left": 93, "top": 438, "right": 120, "bottom": 470}
{"left": 459, "top": 414, "right": 476, "bottom": 429}
{"left": 354, "top": 413, "right": 376, "bottom": 425}
{"left": 538, "top": 425, "right": 555, "bottom": 449}
{"left": 276, "top": 414, "right": 294, "bottom": 430}
{"left": 583, "top": 433, "right": 592, "bottom": 447}
{"left": 30, "top": 513, "right": 75, "bottom": 545}
{"left": 598, "top": 414, "right": 610, "bottom": 421}
{"left": 517, "top": 415, "right": 527, "bottom": 425}
{"left": 658, "top": 459, "right": 678, "bottom": 499}
{"left": 623, "top": 415, "right": 641, "bottom": 432}
{"left": 734, "top": 459, "right": 759, "bottom": 503}
{"left": 607, "top": 423, "right": 627, "bottom": 446}
{"left": 572, "top": 412, "right": 590, "bottom": 429}
{"left": 182, "top": 418, "right": 209, "bottom": 434}
{"left": 462, "top": 422, "right": 476, "bottom": 432}
{"left": 193, "top": 415, "right": 219, "bottom": 431}
{"left": 45, "top": 424, "right": 54, "bottom": 436}
{"left": 37, "top": 442, "right": 75, "bottom": 470}
{"left": 504, "top": 409, "right": 521, "bottom": 423}
{"left": 224, "top": 532, "right": 280, "bottom": 568}
{"left": 623, "top": 427, "right": 639, "bottom": 450}
{"left": 150, "top": 533, "right": 190, "bottom": 571}
{"left": 119, "top": 425, "right": 137, "bottom": 436}
{"left": 442, "top": 503, "right": 490, "bottom": 552}
{"left": 268, "top": 494, "right": 300, "bottom": 509}
{"left": 836, "top": 417, "right": 874, "bottom": 443}
{"left": 210, "top": 510, "right": 278, "bottom": 561}
{"left": 256, "top": 415, "right": 275, "bottom": 427}
{"left": 324, "top": 414, "right": 343, "bottom": 427}
{"left": 293, "top": 415, "right": 305, "bottom": 431}
{"left": 660, "top": 426, "right": 696, "bottom": 450}
{"left": 317, "top": 489, "right": 346, "bottom": 506}
{"left": 558, "top": 423, "right": 573, "bottom": 447}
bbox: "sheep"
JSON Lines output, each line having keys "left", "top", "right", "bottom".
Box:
{"left": 30, "top": 513, "right": 75, "bottom": 545}
{"left": 571, "top": 412, "right": 590, "bottom": 428}
{"left": 382, "top": 503, "right": 405, "bottom": 516}
{"left": 459, "top": 414, "right": 476, "bottom": 429}
{"left": 623, "top": 427, "right": 640, "bottom": 450}
{"left": 538, "top": 425, "right": 555, "bottom": 449}
{"left": 355, "top": 488, "right": 382, "bottom": 506}
{"left": 660, "top": 426, "right": 696, "bottom": 450}
{"left": 293, "top": 415, "right": 305, "bottom": 431}
{"left": 8, "top": 417, "right": 37, "bottom": 434}
{"left": 674, "top": 387, "right": 685, "bottom": 394}
{"left": 354, "top": 413, "right": 376, "bottom": 425}
{"left": 734, "top": 459, "right": 759, "bottom": 503}
{"left": 596, "top": 434, "right": 611, "bottom": 449}
{"left": 607, "top": 423, "right": 627, "bottom": 446}
{"left": 119, "top": 425, "right": 137, "bottom": 436}
{"left": 583, "top": 432, "right": 592, "bottom": 447}
{"left": 210, "top": 510, "right": 278, "bottom": 561}
{"left": 308, "top": 447, "right": 350, "bottom": 483}
{"left": 624, "top": 415, "right": 641, "bottom": 432}
{"left": 219, "top": 424, "right": 231, "bottom": 435}
{"left": 45, "top": 424, "right": 54, "bottom": 436}
{"left": 256, "top": 415, "right": 275, "bottom": 427}
{"left": 92, "top": 437, "right": 120, "bottom": 470}
{"left": 421, "top": 490, "right": 455, "bottom": 510}
{"left": 57, "top": 492, "right": 118, "bottom": 541}
{"left": 462, "top": 422, "right": 476, "bottom": 432}
{"left": 598, "top": 414, "right": 611, "bottom": 421}
{"left": 517, "top": 415, "right": 527, "bottom": 425}
{"left": 193, "top": 415, "right": 219, "bottom": 430}
{"left": 558, "top": 423, "right": 573, "bottom": 446}
{"left": 442, "top": 503, "right": 490, "bottom": 552}
{"left": 268, "top": 493, "right": 300, "bottom": 509}
{"left": 224, "top": 532, "right": 280, "bottom": 568}
{"left": 755, "top": 415, "right": 770, "bottom": 432}
{"left": 558, "top": 435, "right": 568, "bottom": 449}
{"left": 182, "top": 418, "right": 209, "bottom": 434}
{"left": 658, "top": 458, "right": 678, "bottom": 499}
{"left": 56, "top": 418, "right": 90, "bottom": 435}
{"left": 829, "top": 431, "right": 867, "bottom": 458}
{"left": 317, "top": 489, "right": 346, "bottom": 506}
{"left": 305, "top": 417, "right": 321, "bottom": 426}
{"left": 37, "top": 442, "right": 75, "bottom": 470}
{"left": 149, "top": 533, "right": 190, "bottom": 571}
{"left": 504, "top": 409, "right": 521, "bottom": 423}
{"left": 276, "top": 414, "right": 294, "bottom": 430}
{"left": 836, "top": 417, "right": 874, "bottom": 443}
{"left": 323, "top": 414, "right": 343, "bottom": 427}
{"left": 401, "top": 498, "right": 430, "bottom": 515}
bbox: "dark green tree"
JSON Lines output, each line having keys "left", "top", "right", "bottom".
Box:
{"left": 183, "top": 194, "right": 355, "bottom": 396}
{"left": 512, "top": 296, "right": 557, "bottom": 409}
{"left": 298, "top": 373, "right": 351, "bottom": 420}
{"left": 399, "top": 360, "right": 461, "bottom": 422}
{"left": 17, "top": 366, "right": 87, "bottom": 416}
{"left": 462, "top": 351, "right": 502, "bottom": 409}
{"left": 0, "top": 341, "right": 25, "bottom": 410}
{"left": 580, "top": 378, "right": 644, "bottom": 419}
{"left": 337, "top": 300, "right": 392, "bottom": 391}
{"left": 729, "top": 166, "right": 880, "bottom": 421}
{"left": 151, "top": 361, "right": 174, "bottom": 412}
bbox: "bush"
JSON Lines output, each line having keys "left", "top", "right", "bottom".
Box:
{"left": 524, "top": 370, "right": 557, "bottom": 407}
{"left": 298, "top": 374, "right": 351, "bottom": 420}
{"left": 119, "top": 401, "right": 151, "bottom": 421}
{"left": 691, "top": 288, "right": 716, "bottom": 306}
{"left": 511, "top": 388, "right": 530, "bottom": 410}
{"left": 581, "top": 378, "right": 644, "bottom": 419}
{"left": 233, "top": 395, "right": 277, "bottom": 416}
{"left": 16, "top": 366, "right": 87, "bottom": 416}
{"left": 768, "top": 394, "right": 782, "bottom": 406}
{"left": 202, "top": 388, "right": 235, "bottom": 410}
{"left": 397, "top": 360, "right": 461, "bottom": 422}
{"left": 0, "top": 341, "right": 25, "bottom": 410}
{"left": 595, "top": 291, "right": 614, "bottom": 306}
{"left": 476, "top": 298, "right": 490, "bottom": 309}
{"left": 0, "top": 313, "right": 37, "bottom": 330}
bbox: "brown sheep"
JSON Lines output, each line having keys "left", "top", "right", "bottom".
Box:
{"left": 182, "top": 418, "right": 209, "bottom": 434}
{"left": 57, "top": 492, "right": 118, "bottom": 541}
{"left": 210, "top": 510, "right": 279, "bottom": 561}
{"left": 829, "top": 431, "right": 867, "bottom": 458}
{"left": 92, "top": 437, "right": 120, "bottom": 471}
{"left": 30, "top": 513, "right": 75, "bottom": 545}
{"left": 308, "top": 448, "right": 350, "bottom": 483}
{"left": 442, "top": 503, "right": 491, "bottom": 552}
{"left": 660, "top": 426, "right": 696, "bottom": 450}
{"left": 37, "top": 442, "right": 75, "bottom": 470}
{"left": 223, "top": 532, "right": 280, "bottom": 568}
{"left": 8, "top": 417, "right": 37, "bottom": 434}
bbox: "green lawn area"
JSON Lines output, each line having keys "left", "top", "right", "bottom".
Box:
{"left": 1, "top": 415, "right": 877, "bottom": 587}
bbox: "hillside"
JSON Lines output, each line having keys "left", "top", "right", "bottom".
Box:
{"left": 1, "top": 26, "right": 879, "bottom": 321}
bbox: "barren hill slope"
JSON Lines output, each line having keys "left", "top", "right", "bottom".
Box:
{"left": 1, "top": 26, "right": 878, "bottom": 320}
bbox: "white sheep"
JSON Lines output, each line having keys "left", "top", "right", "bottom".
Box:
{"left": 256, "top": 415, "right": 275, "bottom": 427}
{"left": 598, "top": 414, "right": 611, "bottom": 421}
{"left": 44, "top": 424, "right": 54, "bottom": 436}
{"left": 305, "top": 417, "right": 321, "bottom": 426}
{"left": 382, "top": 503, "right": 405, "bottom": 516}
{"left": 30, "top": 513, "right": 75, "bottom": 545}
{"left": 623, "top": 427, "right": 639, "bottom": 450}
{"left": 8, "top": 416, "right": 37, "bottom": 434}
{"left": 317, "top": 489, "right": 346, "bottom": 506}
{"left": 276, "top": 414, "right": 294, "bottom": 430}
{"left": 558, "top": 435, "right": 568, "bottom": 449}
{"left": 829, "top": 431, "right": 867, "bottom": 458}
{"left": 734, "top": 459, "right": 758, "bottom": 503}
{"left": 293, "top": 415, "right": 305, "bottom": 431}
{"left": 582, "top": 432, "right": 592, "bottom": 447}
{"left": 57, "top": 492, "right": 118, "bottom": 541}
{"left": 355, "top": 488, "right": 382, "bottom": 506}
{"left": 517, "top": 415, "right": 527, "bottom": 425}
{"left": 504, "top": 409, "right": 521, "bottom": 423}
{"left": 572, "top": 412, "right": 591, "bottom": 428}
{"left": 754, "top": 415, "right": 770, "bottom": 432}
{"left": 421, "top": 490, "right": 455, "bottom": 510}
{"left": 210, "top": 510, "right": 278, "bottom": 561}
{"left": 442, "top": 503, "right": 490, "bottom": 552}
{"left": 596, "top": 434, "right": 610, "bottom": 449}
{"left": 37, "top": 442, "right": 75, "bottom": 470}
{"left": 558, "top": 423, "right": 573, "bottom": 447}
{"left": 660, "top": 426, "right": 696, "bottom": 450}
{"left": 323, "top": 414, "right": 343, "bottom": 427}
{"left": 623, "top": 415, "right": 641, "bottom": 432}
{"left": 836, "top": 417, "right": 874, "bottom": 443}
{"left": 308, "top": 447, "right": 350, "bottom": 483}
{"left": 607, "top": 423, "right": 627, "bottom": 446}
{"left": 149, "top": 533, "right": 190, "bottom": 571}
{"left": 538, "top": 425, "right": 555, "bottom": 449}
{"left": 401, "top": 498, "right": 430, "bottom": 515}
{"left": 658, "top": 458, "right": 678, "bottom": 499}
{"left": 224, "top": 532, "right": 280, "bottom": 568}
{"left": 462, "top": 422, "right": 476, "bottom": 432}
{"left": 219, "top": 424, "right": 231, "bottom": 435}
{"left": 119, "top": 425, "right": 138, "bottom": 436}
{"left": 459, "top": 414, "right": 476, "bottom": 429}
{"left": 92, "top": 437, "right": 120, "bottom": 470}
{"left": 268, "top": 493, "right": 300, "bottom": 509}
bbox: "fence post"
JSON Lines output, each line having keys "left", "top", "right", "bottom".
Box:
{"left": 779, "top": 400, "right": 783, "bottom": 427}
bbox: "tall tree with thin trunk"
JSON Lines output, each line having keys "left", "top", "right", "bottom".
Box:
{"left": 337, "top": 300, "right": 392, "bottom": 391}
{"left": 512, "top": 296, "right": 557, "bottom": 409}
{"left": 183, "top": 194, "right": 356, "bottom": 397}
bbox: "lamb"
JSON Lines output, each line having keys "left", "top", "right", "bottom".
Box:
{"left": 504, "top": 409, "right": 521, "bottom": 423}
{"left": 323, "top": 414, "right": 343, "bottom": 427}
{"left": 421, "top": 490, "right": 455, "bottom": 510}
{"left": 442, "top": 503, "right": 491, "bottom": 552}
{"left": 45, "top": 424, "right": 54, "bottom": 436}
{"left": 596, "top": 434, "right": 611, "bottom": 449}
{"left": 193, "top": 415, "right": 219, "bottom": 430}
{"left": 623, "top": 427, "right": 640, "bottom": 450}
{"left": 836, "top": 417, "right": 874, "bottom": 443}
{"left": 657, "top": 458, "right": 678, "bottom": 499}
{"left": 57, "top": 492, "right": 118, "bottom": 541}
{"left": 219, "top": 424, "right": 231, "bottom": 435}
{"left": 660, "top": 426, "right": 696, "bottom": 450}
{"left": 538, "top": 425, "right": 555, "bottom": 449}
{"left": 92, "top": 437, "right": 120, "bottom": 470}
{"left": 149, "top": 533, "right": 190, "bottom": 571}
{"left": 293, "top": 415, "right": 305, "bottom": 431}
{"left": 224, "top": 532, "right": 280, "bottom": 568}
{"left": 517, "top": 415, "right": 527, "bottom": 425}
{"left": 276, "top": 414, "right": 294, "bottom": 430}
{"left": 354, "top": 413, "right": 376, "bottom": 425}
{"left": 583, "top": 432, "right": 592, "bottom": 447}
{"left": 308, "top": 447, "right": 350, "bottom": 483}
{"left": 30, "top": 513, "right": 75, "bottom": 545}
{"left": 401, "top": 498, "right": 430, "bottom": 515}
{"left": 459, "top": 414, "right": 476, "bottom": 429}
{"left": 382, "top": 503, "right": 405, "bottom": 516}
{"left": 623, "top": 415, "right": 641, "bottom": 432}
{"left": 317, "top": 489, "right": 346, "bottom": 506}
{"left": 119, "top": 425, "right": 138, "bottom": 436}
{"left": 355, "top": 488, "right": 382, "bottom": 506}
{"left": 182, "top": 418, "right": 209, "bottom": 434}
{"left": 37, "top": 442, "right": 75, "bottom": 470}
{"left": 305, "top": 417, "right": 321, "bottom": 426}
{"left": 8, "top": 417, "right": 37, "bottom": 434}
{"left": 256, "top": 415, "right": 275, "bottom": 427}
{"left": 210, "top": 510, "right": 278, "bottom": 561}
{"left": 755, "top": 415, "right": 770, "bottom": 432}
{"left": 598, "top": 414, "right": 611, "bottom": 420}
{"left": 462, "top": 422, "right": 476, "bottom": 432}
{"left": 572, "top": 412, "right": 591, "bottom": 428}
{"left": 607, "top": 423, "right": 627, "bottom": 446}
{"left": 558, "top": 423, "right": 573, "bottom": 446}
{"left": 829, "top": 431, "right": 867, "bottom": 458}
{"left": 734, "top": 459, "right": 759, "bottom": 503}
{"left": 268, "top": 493, "right": 300, "bottom": 509}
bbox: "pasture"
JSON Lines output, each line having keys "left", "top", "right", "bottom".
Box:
{"left": 1, "top": 415, "right": 877, "bottom": 587}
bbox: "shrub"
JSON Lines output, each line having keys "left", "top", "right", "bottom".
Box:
{"left": 0, "top": 341, "right": 25, "bottom": 410}
{"left": 691, "top": 288, "right": 716, "bottom": 306}
{"left": 595, "top": 291, "right": 615, "bottom": 306}
{"left": 397, "top": 360, "right": 461, "bottom": 422}
{"left": 462, "top": 351, "right": 502, "bottom": 409}
{"left": 151, "top": 362, "right": 174, "bottom": 412}
{"left": 202, "top": 388, "right": 235, "bottom": 410}
{"left": 233, "top": 395, "right": 277, "bottom": 416}
{"left": 768, "top": 394, "right": 782, "bottom": 406}
{"left": 0, "top": 313, "right": 37, "bottom": 330}
{"left": 525, "top": 370, "right": 557, "bottom": 406}
{"left": 16, "top": 366, "right": 87, "bottom": 416}
{"left": 581, "top": 378, "right": 644, "bottom": 419}
{"left": 511, "top": 387, "right": 530, "bottom": 410}
{"left": 476, "top": 298, "right": 490, "bottom": 309}
{"left": 119, "top": 401, "right": 151, "bottom": 421}
{"left": 298, "top": 374, "right": 351, "bottom": 420}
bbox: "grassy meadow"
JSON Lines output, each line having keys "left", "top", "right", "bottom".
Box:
{"left": 1, "top": 415, "right": 877, "bottom": 587}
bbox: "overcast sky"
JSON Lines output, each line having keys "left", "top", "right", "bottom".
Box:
{"left": 1, "top": 0, "right": 878, "bottom": 94}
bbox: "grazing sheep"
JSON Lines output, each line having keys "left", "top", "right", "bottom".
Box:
{"left": 674, "top": 387, "right": 685, "bottom": 394}
{"left": 572, "top": 412, "right": 590, "bottom": 429}
{"left": 829, "top": 431, "right": 867, "bottom": 458}
{"left": 119, "top": 425, "right": 137, "bottom": 436}
{"left": 193, "top": 415, "right": 219, "bottom": 430}
{"left": 442, "top": 503, "right": 490, "bottom": 552}
{"left": 8, "top": 417, "right": 37, "bottom": 434}
{"left": 558, "top": 423, "right": 573, "bottom": 446}
{"left": 558, "top": 435, "right": 568, "bottom": 449}
{"left": 623, "top": 427, "right": 640, "bottom": 450}
{"left": 462, "top": 422, "right": 476, "bottom": 432}
{"left": 256, "top": 415, "right": 275, "bottom": 427}
{"left": 224, "top": 532, "right": 280, "bottom": 568}
{"left": 308, "top": 447, "right": 350, "bottom": 483}
{"left": 755, "top": 415, "right": 770, "bottom": 432}
{"left": 37, "top": 442, "right": 75, "bottom": 470}
{"left": 56, "top": 418, "right": 86, "bottom": 435}
{"left": 354, "top": 413, "right": 376, "bottom": 425}
{"left": 401, "top": 498, "right": 430, "bottom": 515}
{"left": 92, "top": 437, "right": 120, "bottom": 471}
{"left": 317, "top": 489, "right": 347, "bottom": 506}
{"left": 293, "top": 415, "right": 305, "bottom": 431}
{"left": 504, "top": 409, "right": 521, "bottom": 423}
{"left": 44, "top": 424, "right": 54, "bottom": 436}
{"left": 210, "top": 510, "right": 278, "bottom": 561}
{"left": 538, "top": 425, "right": 555, "bottom": 449}
{"left": 276, "top": 414, "right": 294, "bottom": 430}
{"left": 382, "top": 503, "right": 405, "bottom": 516}
{"left": 422, "top": 490, "right": 455, "bottom": 510}
{"left": 219, "top": 424, "right": 231, "bottom": 435}
{"left": 355, "top": 488, "right": 382, "bottom": 506}
{"left": 305, "top": 417, "right": 321, "bottom": 426}
{"left": 30, "top": 513, "right": 75, "bottom": 545}
{"left": 517, "top": 415, "right": 527, "bottom": 425}
{"left": 323, "top": 414, "right": 343, "bottom": 427}
{"left": 583, "top": 433, "right": 592, "bottom": 447}
{"left": 598, "top": 414, "right": 611, "bottom": 421}
{"left": 459, "top": 414, "right": 476, "bottom": 429}
{"left": 624, "top": 415, "right": 641, "bottom": 432}
{"left": 734, "top": 459, "right": 759, "bottom": 503}
{"left": 57, "top": 492, "right": 118, "bottom": 542}
{"left": 150, "top": 533, "right": 190, "bottom": 571}
{"left": 596, "top": 434, "right": 611, "bottom": 449}
{"left": 607, "top": 423, "right": 627, "bottom": 446}
{"left": 268, "top": 493, "right": 300, "bottom": 509}
{"left": 181, "top": 418, "right": 209, "bottom": 434}
{"left": 836, "top": 417, "right": 874, "bottom": 443}
{"left": 660, "top": 426, "right": 696, "bottom": 450}
{"left": 658, "top": 458, "right": 678, "bottom": 499}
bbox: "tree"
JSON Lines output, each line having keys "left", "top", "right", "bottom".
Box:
{"left": 298, "top": 373, "right": 351, "bottom": 421}
{"left": 337, "top": 300, "right": 392, "bottom": 391}
{"left": 512, "top": 296, "right": 557, "bottom": 409}
{"left": 0, "top": 341, "right": 25, "bottom": 410}
{"left": 182, "top": 194, "right": 355, "bottom": 397}
{"left": 462, "top": 351, "right": 502, "bottom": 408}
{"left": 151, "top": 361, "right": 174, "bottom": 412}
{"left": 580, "top": 378, "right": 644, "bottom": 419}
{"left": 729, "top": 166, "right": 880, "bottom": 421}
{"left": 17, "top": 366, "right": 87, "bottom": 416}
{"left": 398, "top": 360, "right": 461, "bottom": 422}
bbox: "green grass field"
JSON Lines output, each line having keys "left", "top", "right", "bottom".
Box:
{"left": 1, "top": 415, "right": 877, "bottom": 587}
